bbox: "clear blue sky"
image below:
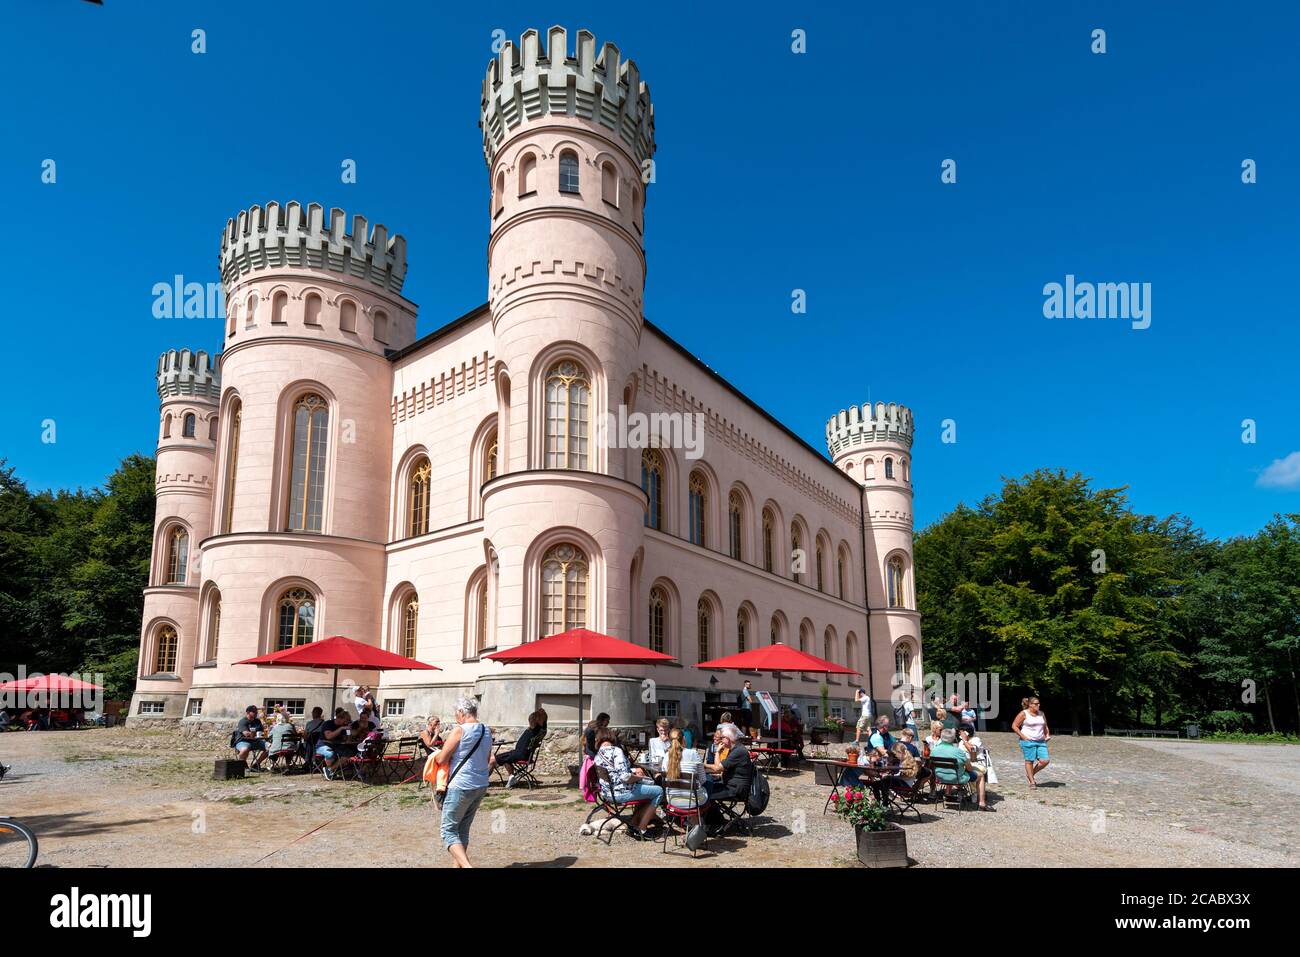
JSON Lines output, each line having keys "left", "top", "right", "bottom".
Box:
{"left": 1, "top": 1, "right": 1296, "bottom": 540}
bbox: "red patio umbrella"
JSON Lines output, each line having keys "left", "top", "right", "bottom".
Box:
{"left": 0, "top": 673, "right": 103, "bottom": 725}
{"left": 484, "top": 628, "right": 675, "bottom": 780}
{"left": 235, "top": 635, "right": 439, "bottom": 714}
{"left": 697, "top": 642, "right": 858, "bottom": 752}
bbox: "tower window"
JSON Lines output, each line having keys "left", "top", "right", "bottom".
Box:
{"left": 601, "top": 161, "right": 618, "bottom": 206}
{"left": 887, "top": 556, "right": 907, "bottom": 609}
{"left": 304, "top": 293, "right": 322, "bottom": 326}
{"left": 166, "top": 526, "right": 189, "bottom": 584}
{"left": 153, "top": 625, "right": 178, "bottom": 674}
{"left": 277, "top": 588, "right": 316, "bottom": 650}
{"left": 403, "top": 594, "right": 419, "bottom": 659}
{"left": 339, "top": 300, "right": 357, "bottom": 333}
{"left": 519, "top": 153, "right": 537, "bottom": 195}
{"left": 494, "top": 171, "right": 505, "bottom": 215}
{"left": 373, "top": 310, "right": 389, "bottom": 344}
{"left": 559, "top": 151, "right": 580, "bottom": 194}
{"left": 271, "top": 290, "right": 288, "bottom": 325}
{"left": 885, "top": 457, "right": 894, "bottom": 480}
{"left": 182, "top": 413, "right": 196, "bottom": 438}
{"left": 544, "top": 361, "right": 590, "bottom": 470}
{"left": 221, "top": 401, "right": 241, "bottom": 533}
{"left": 541, "top": 543, "right": 588, "bottom": 636}
{"left": 287, "top": 393, "right": 329, "bottom": 533}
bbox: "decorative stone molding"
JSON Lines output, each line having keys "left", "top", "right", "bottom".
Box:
{"left": 391, "top": 350, "right": 495, "bottom": 424}
{"left": 155, "top": 472, "right": 214, "bottom": 489}
{"left": 489, "top": 257, "right": 641, "bottom": 311}
{"left": 826, "top": 401, "right": 915, "bottom": 456}
{"left": 219, "top": 202, "right": 408, "bottom": 294}
{"left": 480, "top": 26, "right": 656, "bottom": 168}
{"left": 157, "top": 349, "right": 220, "bottom": 402}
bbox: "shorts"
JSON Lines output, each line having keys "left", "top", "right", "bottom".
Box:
{"left": 315, "top": 744, "right": 337, "bottom": 760}
{"left": 856, "top": 715, "right": 872, "bottom": 732}
{"left": 234, "top": 739, "right": 266, "bottom": 753}
{"left": 1019, "top": 740, "right": 1049, "bottom": 762}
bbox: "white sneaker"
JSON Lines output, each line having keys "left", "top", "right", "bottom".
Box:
{"left": 506, "top": 773, "right": 517, "bottom": 789}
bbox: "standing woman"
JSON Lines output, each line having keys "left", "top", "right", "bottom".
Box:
{"left": 435, "top": 698, "right": 493, "bottom": 867}
{"left": 1011, "top": 696, "right": 1051, "bottom": 788}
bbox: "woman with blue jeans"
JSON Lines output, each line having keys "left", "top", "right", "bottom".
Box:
{"left": 435, "top": 697, "right": 492, "bottom": 867}
{"left": 594, "top": 727, "right": 662, "bottom": 839}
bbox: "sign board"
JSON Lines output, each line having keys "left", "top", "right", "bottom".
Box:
{"left": 756, "top": 691, "right": 779, "bottom": 725}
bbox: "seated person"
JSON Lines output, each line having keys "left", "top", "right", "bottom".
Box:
{"left": 867, "top": 716, "right": 896, "bottom": 758}
{"left": 358, "top": 706, "right": 382, "bottom": 733}
{"left": 315, "top": 708, "right": 353, "bottom": 777}
{"left": 593, "top": 728, "right": 662, "bottom": 840}
{"left": 233, "top": 704, "right": 268, "bottom": 771}
{"left": 840, "top": 744, "right": 871, "bottom": 787}
{"left": 898, "top": 726, "right": 921, "bottom": 758}
{"left": 418, "top": 716, "right": 443, "bottom": 755}
{"left": 703, "top": 727, "right": 753, "bottom": 829}
{"left": 929, "top": 728, "right": 992, "bottom": 811}
{"left": 646, "top": 717, "right": 672, "bottom": 767}
{"left": 960, "top": 704, "right": 978, "bottom": 733}
{"left": 715, "top": 711, "right": 743, "bottom": 742}
{"left": 886, "top": 741, "right": 928, "bottom": 796}
{"left": 584, "top": 713, "right": 611, "bottom": 759}
{"left": 267, "top": 712, "right": 300, "bottom": 767}
{"left": 663, "top": 729, "right": 709, "bottom": 810}
{"left": 490, "top": 709, "right": 546, "bottom": 783}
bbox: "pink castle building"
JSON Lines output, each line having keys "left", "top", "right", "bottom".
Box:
{"left": 129, "top": 27, "right": 922, "bottom": 731}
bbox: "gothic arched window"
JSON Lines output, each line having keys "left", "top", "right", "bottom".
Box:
{"left": 887, "top": 556, "right": 907, "bottom": 608}
{"left": 541, "top": 543, "right": 588, "bottom": 636}
{"left": 402, "top": 594, "right": 419, "bottom": 659}
{"left": 544, "top": 361, "right": 590, "bottom": 470}
{"left": 895, "top": 643, "right": 914, "bottom": 685}
{"left": 287, "top": 394, "right": 329, "bottom": 532}
{"left": 649, "top": 586, "right": 666, "bottom": 654}
{"left": 154, "top": 625, "right": 178, "bottom": 674}
{"left": 728, "top": 491, "right": 743, "bottom": 560}
{"left": 688, "top": 472, "right": 707, "bottom": 546}
{"left": 205, "top": 593, "right": 221, "bottom": 661}
{"left": 166, "top": 526, "right": 189, "bottom": 584}
{"left": 642, "top": 449, "right": 664, "bottom": 530}
{"left": 762, "top": 509, "right": 775, "bottom": 572}
{"left": 697, "top": 599, "right": 711, "bottom": 663}
{"left": 737, "top": 609, "right": 748, "bottom": 653}
{"left": 277, "top": 588, "right": 316, "bottom": 650}
{"left": 816, "top": 542, "right": 825, "bottom": 592}
{"left": 221, "top": 401, "right": 241, "bottom": 533}
{"left": 407, "top": 456, "right": 431, "bottom": 538}
{"left": 485, "top": 430, "right": 499, "bottom": 481}
{"left": 790, "top": 524, "right": 803, "bottom": 584}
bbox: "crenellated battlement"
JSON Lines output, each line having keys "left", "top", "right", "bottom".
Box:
{"left": 218, "top": 202, "right": 408, "bottom": 294}
{"left": 826, "top": 401, "right": 915, "bottom": 457}
{"left": 157, "top": 349, "right": 221, "bottom": 402}
{"left": 480, "top": 26, "right": 656, "bottom": 168}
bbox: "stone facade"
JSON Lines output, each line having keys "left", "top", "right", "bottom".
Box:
{"left": 129, "top": 27, "right": 922, "bottom": 734}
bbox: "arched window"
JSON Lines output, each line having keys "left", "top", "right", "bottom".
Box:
{"left": 728, "top": 491, "right": 743, "bottom": 560}
{"left": 287, "top": 393, "right": 328, "bottom": 532}
{"left": 519, "top": 152, "right": 537, "bottom": 195}
{"left": 895, "top": 643, "right": 914, "bottom": 685}
{"left": 407, "top": 456, "right": 431, "bottom": 537}
{"left": 544, "top": 361, "right": 590, "bottom": 469}
{"left": 485, "top": 430, "right": 498, "bottom": 481}
{"left": 304, "top": 293, "right": 322, "bottom": 326}
{"left": 402, "top": 595, "right": 419, "bottom": 659}
{"left": 824, "top": 628, "right": 834, "bottom": 663}
{"left": 864, "top": 458, "right": 876, "bottom": 481}
{"left": 162, "top": 413, "right": 172, "bottom": 439}
{"left": 642, "top": 449, "right": 664, "bottom": 530}
{"left": 166, "top": 526, "right": 189, "bottom": 584}
{"left": 887, "top": 556, "right": 907, "bottom": 608}
{"left": 737, "top": 609, "right": 748, "bottom": 653}
{"left": 182, "top": 413, "right": 196, "bottom": 438}
{"left": 373, "top": 310, "right": 389, "bottom": 343}
{"left": 339, "top": 300, "right": 357, "bottom": 333}
{"left": 271, "top": 290, "right": 288, "bottom": 325}
{"left": 799, "top": 621, "right": 812, "bottom": 653}
{"left": 838, "top": 551, "right": 848, "bottom": 598}
{"left": 153, "top": 625, "right": 178, "bottom": 674}
{"left": 688, "top": 472, "right": 707, "bottom": 546}
{"left": 208, "top": 416, "right": 218, "bottom": 441}
{"left": 559, "top": 150, "right": 580, "bottom": 193}
{"left": 221, "top": 401, "right": 241, "bottom": 533}
{"left": 494, "top": 171, "right": 505, "bottom": 214}
{"left": 541, "top": 543, "right": 588, "bottom": 636}
{"left": 762, "top": 508, "right": 775, "bottom": 572}
{"left": 649, "top": 586, "right": 666, "bottom": 654}
{"left": 277, "top": 588, "right": 316, "bottom": 650}
{"left": 205, "top": 594, "right": 221, "bottom": 661}
{"left": 601, "top": 161, "right": 618, "bottom": 205}
{"left": 770, "top": 616, "right": 781, "bottom": 645}
{"left": 815, "top": 542, "right": 825, "bottom": 592}
{"left": 245, "top": 293, "right": 258, "bottom": 329}
{"left": 885, "top": 457, "right": 894, "bottom": 480}
{"left": 846, "top": 632, "right": 859, "bottom": 674}
{"left": 697, "top": 599, "right": 711, "bottom": 663}
{"left": 228, "top": 304, "right": 237, "bottom": 337}
{"left": 791, "top": 524, "right": 803, "bottom": 583}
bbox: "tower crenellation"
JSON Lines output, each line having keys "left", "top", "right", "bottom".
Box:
{"left": 480, "top": 25, "right": 656, "bottom": 168}
{"left": 826, "top": 401, "right": 914, "bottom": 458}
{"left": 218, "top": 201, "right": 408, "bottom": 294}
{"left": 157, "top": 348, "right": 220, "bottom": 402}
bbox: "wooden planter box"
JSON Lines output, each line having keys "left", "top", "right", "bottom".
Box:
{"left": 855, "top": 822, "right": 908, "bottom": 868}
{"left": 830, "top": 726, "right": 846, "bottom": 744}
{"left": 810, "top": 727, "right": 828, "bottom": 746}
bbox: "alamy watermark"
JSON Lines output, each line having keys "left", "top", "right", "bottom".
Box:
{"left": 1043, "top": 274, "right": 1151, "bottom": 330}
{"left": 595, "top": 404, "right": 705, "bottom": 459}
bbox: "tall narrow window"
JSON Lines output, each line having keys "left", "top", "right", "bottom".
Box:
{"left": 485, "top": 430, "right": 499, "bottom": 481}
{"left": 642, "top": 449, "right": 664, "bottom": 530}
{"left": 166, "top": 526, "right": 189, "bottom": 584}
{"left": 791, "top": 525, "right": 802, "bottom": 584}
{"left": 206, "top": 595, "right": 221, "bottom": 661}
{"left": 403, "top": 595, "right": 419, "bottom": 659}
{"left": 494, "top": 171, "right": 505, "bottom": 214}
{"left": 601, "top": 161, "right": 618, "bottom": 205}
{"left": 271, "top": 291, "right": 288, "bottom": 324}
{"left": 339, "top": 300, "right": 357, "bottom": 333}
{"left": 697, "top": 599, "right": 711, "bottom": 663}
{"left": 649, "top": 586, "right": 666, "bottom": 654}
{"left": 544, "top": 361, "right": 589, "bottom": 470}
{"left": 208, "top": 416, "right": 218, "bottom": 441}
{"left": 885, "top": 457, "right": 894, "bottom": 480}
{"left": 688, "top": 472, "right": 706, "bottom": 546}
{"left": 245, "top": 293, "right": 258, "bottom": 328}
{"left": 824, "top": 628, "right": 834, "bottom": 663}
{"left": 407, "top": 456, "right": 431, "bottom": 537}
{"left": 887, "top": 556, "right": 906, "bottom": 608}
{"left": 895, "top": 644, "right": 913, "bottom": 684}
{"left": 304, "top": 293, "right": 322, "bottom": 326}
{"left": 816, "top": 543, "right": 825, "bottom": 592}
{"left": 162, "top": 414, "right": 172, "bottom": 439}
{"left": 221, "top": 402, "right": 241, "bottom": 533}
{"left": 770, "top": 616, "right": 780, "bottom": 645}
{"left": 519, "top": 153, "right": 537, "bottom": 195}
{"left": 728, "top": 491, "right": 742, "bottom": 560}
{"left": 287, "top": 394, "right": 328, "bottom": 532}
{"left": 559, "top": 151, "right": 580, "bottom": 194}
{"left": 799, "top": 623, "right": 811, "bottom": 653}
{"left": 541, "top": 544, "right": 588, "bottom": 636}
{"left": 277, "top": 588, "right": 316, "bottom": 650}
{"left": 737, "top": 609, "right": 747, "bottom": 653}
{"left": 182, "top": 413, "right": 196, "bottom": 438}
{"left": 477, "top": 584, "right": 489, "bottom": 653}
{"left": 762, "top": 509, "right": 775, "bottom": 572}
{"left": 154, "top": 626, "right": 178, "bottom": 674}
{"left": 373, "top": 310, "right": 389, "bottom": 343}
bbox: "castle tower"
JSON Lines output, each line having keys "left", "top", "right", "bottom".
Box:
{"left": 827, "top": 402, "right": 923, "bottom": 702}
{"left": 478, "top": 27, "right": 656, "bottom": 655}
{"left": 130, "top": 349, "right": 220, "bottom": 720}
{"left": 176, "top": 203, "right": 419, "bottom": 720}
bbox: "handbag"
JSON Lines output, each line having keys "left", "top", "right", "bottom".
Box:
{"left": 434, "top": 724, "right": 487, "bottom": 808}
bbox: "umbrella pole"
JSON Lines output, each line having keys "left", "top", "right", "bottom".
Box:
{"left": 331, "top": 666, "right": 339, "bottom": 715}
{"left": 776, "top": 672, "right": 783, "bottom": 752}
{"left": 576, "top": 660, "right": 585, "bottom": 789}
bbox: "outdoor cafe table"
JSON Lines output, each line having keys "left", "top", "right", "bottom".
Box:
{"left": 809, "top": 758, "right": 909, "bottom": 813}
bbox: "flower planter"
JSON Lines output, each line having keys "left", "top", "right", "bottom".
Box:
{"left": 810, "top": 727, "right": 828, "bottom": 746}
{"left": 855, "top": 822, "right": 908, "bottom": 868}
{"left": 830, "top": 726, "right": 846, "bottom": 744}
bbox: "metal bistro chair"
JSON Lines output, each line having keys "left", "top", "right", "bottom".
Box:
{"left": 661, "top": 774, "right": 709, "bottom": 857}
{"left": 584, "top": 765, "right": 652, "bottom": 845}
{"left": 926, "top": 756, "right": 973, "bottom": 812}
{"left": 381, "top": 736, "right": 421, "bottom": 784}
{"left": 267, "top": 731, "right": 302, "bottom": 773}
{"left": 499, "top": 735, "right": 544, "bottom": 790}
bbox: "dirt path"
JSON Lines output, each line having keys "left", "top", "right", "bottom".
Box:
{"left": 1, "top": 730, "right": 1294, "bottom": 868}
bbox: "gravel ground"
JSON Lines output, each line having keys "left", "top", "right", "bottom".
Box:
{"left": 1, "top": 729, "right": 1295, "bottom": 868}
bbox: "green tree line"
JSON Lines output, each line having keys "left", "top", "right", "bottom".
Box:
{"left": 916, "top": 469, "right": 1300, "bottom": 734}
{"left": 0, "top": 455, "right": 155, "bottom": 700}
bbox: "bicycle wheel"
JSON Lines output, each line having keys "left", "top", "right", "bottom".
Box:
{"left": 0, "top": 818, "right": 38, "bottom": 868}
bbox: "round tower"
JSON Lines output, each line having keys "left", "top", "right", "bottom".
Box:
{"left": 478, "top": 27, "right": 656, "bottom": 654}
{"left": 827, "top": 402, "right": 922, "bottom": 702}
{"left": 130, "top": 349, "right": 220, "bottom": 721}
{"left": 186, "top": 202, "right": 418, "bottom": 721}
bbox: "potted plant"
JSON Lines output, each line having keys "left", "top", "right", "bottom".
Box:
{"left": 823, "top": 715, "right": 847, "bottom": 743}
{"left": 831, "top": 788, "right": 908, "bottom": 868}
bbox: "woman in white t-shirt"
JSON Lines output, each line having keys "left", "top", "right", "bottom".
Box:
{"left": 646, "top": 718, "right": 672, "bottom": 767}
{"left": 1011, "top": 696, "right": 1051, "bottom": 788}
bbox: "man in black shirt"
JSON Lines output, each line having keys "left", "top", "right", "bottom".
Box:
{"left": 703, "top": 727, "right": 753, "bottom": 828}
{"left": 233, "top": 705, "right": 268, "bottom": 771}
{"left": 315, "top": 708, "right": 353, "bottom": 778}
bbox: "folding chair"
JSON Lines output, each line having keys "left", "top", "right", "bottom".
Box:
{"left": 381, "top": 736, "right": 420, "bottom": 784}
{"left": 883, "top": 775, "right": 924, "bottom": 823}
{"left": 500, "top": 736, "right": 544, "bottom": 790}
{"left": 266, "top": 732, "right": 302, "bottom": 773}
{"left": 661, "top": 777, "right": 709, "bottom": 857}
{"left": 710, "top": 790, "right": 752, "bottom": 836}
{"left": 927, "top": 756, "right": 973, "bottom": 812}
{"left": 583, "top": 766, "right": 651, "bottom": 845}
{"left": 343, "top": 737, "right": 388, "bottom": 784}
